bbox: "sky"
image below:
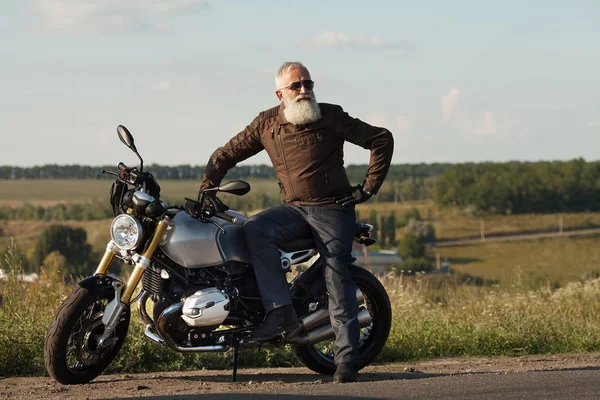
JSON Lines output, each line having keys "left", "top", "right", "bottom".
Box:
{"left": 1, "top": 0, "right": 598, "bottom": 168}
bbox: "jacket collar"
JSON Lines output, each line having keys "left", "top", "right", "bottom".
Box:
{"left": 277, "top": 102, "right": 289, "bottom": 125}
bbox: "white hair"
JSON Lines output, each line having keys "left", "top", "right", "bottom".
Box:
{"left": 275, "top": 61, "right": 307, "bottom": 88}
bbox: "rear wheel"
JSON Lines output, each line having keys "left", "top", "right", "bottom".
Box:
{"left": 291, "top": 265, "right": 391, "bottom": 375}
{"left": 44, "top": 285, "right": 130, "bottom": 384}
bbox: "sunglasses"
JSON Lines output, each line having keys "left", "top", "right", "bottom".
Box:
{"left": 279, "top": 79, "right": 315, "bottom": 91}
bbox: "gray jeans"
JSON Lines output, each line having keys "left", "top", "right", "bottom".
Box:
{"left": 242, "top": 203, "right": 359, "bottom": 365}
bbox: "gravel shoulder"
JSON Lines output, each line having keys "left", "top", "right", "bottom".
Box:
{"left": 2, "top": 352, "right": 600, "bottom": 399}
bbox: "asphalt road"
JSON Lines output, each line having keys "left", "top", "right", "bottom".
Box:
{"left": 3, "top": 353, "right": 600, "bottom": 399}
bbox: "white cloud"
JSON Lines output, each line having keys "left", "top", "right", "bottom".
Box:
{"left": 395, "top": 115, "right": 413, "bottom": 133}
{"left": 152, "top": 81, "right": 171, "bottom": 91}
{"left": 441, "top": 87, "right": 501, "bottom": 136}
{"left": 305, "top": 31, "right": 406, "bottom": 49}
{"left": 365, "top": 113, "right": 413, "bottom": 135}
{"left": 441, "top": 87, "right": 460, "bottom": 121}
{"left": 32, "top": 0, "right": 208, "bottom": 34}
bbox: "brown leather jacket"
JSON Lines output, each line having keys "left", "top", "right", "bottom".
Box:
{"left": 200, "top": 103, "right": 394, "bottom": 205}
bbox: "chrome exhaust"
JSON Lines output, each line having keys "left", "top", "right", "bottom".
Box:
{"left": 286, "top": 307, "right": 371, "bottom": 346}
{"left": 295, "top": 288, "right": 366, "bottom": 333}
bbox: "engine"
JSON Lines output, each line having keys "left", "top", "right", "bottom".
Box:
{"left": 181, "top": 288, "right": 230, "bottom": 327}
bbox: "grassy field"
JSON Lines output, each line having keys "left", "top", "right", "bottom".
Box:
{"left": 3, "top": 179, "right": 600, "bottom": 240}
{"left": 0, "top": 179, "right": 281, "bottom": 206}
{"left": 356, "top": 201, "right": 600, "bottom": 240}
{"left": 429, "top": 234, "right": 600, "bottom": 290}
{"left": 3, "top": 178, "right": 600, "bottom": 289}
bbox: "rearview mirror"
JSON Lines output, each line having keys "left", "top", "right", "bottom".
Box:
{"left": 117, "top": 125, "right": 137, "bottom": 152}
{"left": 218, "top": 180, "right": 251, "bottom": 196}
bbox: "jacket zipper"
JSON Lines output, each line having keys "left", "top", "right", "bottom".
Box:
{"left": 271, "top": 128, "right": 281, "bottom": 158}
{"left": 277, "top": 126, "right": 298, "bottom": 201}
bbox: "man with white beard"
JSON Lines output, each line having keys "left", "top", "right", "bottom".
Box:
{"left": 199, "top": 61, "right": 393, "bottom": 383}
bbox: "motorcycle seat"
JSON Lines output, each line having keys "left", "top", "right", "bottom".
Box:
{"left": 278, "top": 223, "right": 373, "bottom": 253}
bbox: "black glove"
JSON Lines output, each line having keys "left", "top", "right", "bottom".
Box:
{"left": 200, "top": 192, "right": 229, "bottom": 214}
{"left": 333, "top": 184, "right": 373, "bottom": 207}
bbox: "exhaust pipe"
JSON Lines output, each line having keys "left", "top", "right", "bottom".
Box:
{"left": 295, "top": 288, "right": 366, "bottom": 333}
{"left": 286, "top": 307, "right": 371, "bottom": 346}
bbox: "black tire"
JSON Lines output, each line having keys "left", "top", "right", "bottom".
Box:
{"left": 44, "top": 285, "right": 130, "bottom": 385}
{"left": 291, "top": 265, "right": 392, "bottom": 375}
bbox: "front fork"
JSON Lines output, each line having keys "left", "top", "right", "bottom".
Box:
{"left": 97, "top": 216, "right": 171, "bottom": 345}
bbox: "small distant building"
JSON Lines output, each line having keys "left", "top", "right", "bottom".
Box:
{"left": 353, "top": 251, "right": 403, "bottom": 275}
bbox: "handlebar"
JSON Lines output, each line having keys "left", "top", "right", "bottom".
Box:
{"left": 215, "top": 212, "right": 236, "bottom": 224}
{"left": 118, "top": 162, "right": 129, "bottom": 172}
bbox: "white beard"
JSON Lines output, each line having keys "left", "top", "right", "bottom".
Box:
{"left": 283, "top": 94, "right": 322, "bottom": 125}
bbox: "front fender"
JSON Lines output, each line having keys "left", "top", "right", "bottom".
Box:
{"left": 78, "top": 274, "right": 123, "bottom": 291}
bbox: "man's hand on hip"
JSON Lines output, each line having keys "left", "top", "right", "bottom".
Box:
{"left": 333, "top": 184, "right": 372, "bottom": 207}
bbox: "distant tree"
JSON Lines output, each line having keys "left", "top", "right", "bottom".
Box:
{"left": 379, "top": 215, "right": 388, "bottom": 247}
{"left": 398, "top": 232, "right": 425, "bottom": 259}
{"left": 401, "top": 207, "right": 421, "bottom": 226}
{"left": 32, "top": 225, "right": 92, "bottom": 276}
{"left": 386, "top": 212, "right": 397, "bottom": 245}
{"left": 369, "top": 210, "right": 378, "bottom": 242}
{"left": 406, "top": 219, "right": 436, "bottom": 244}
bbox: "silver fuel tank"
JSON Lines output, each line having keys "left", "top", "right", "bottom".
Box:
{"left": 159, "top": 210, "right": 251, "bottom": 268}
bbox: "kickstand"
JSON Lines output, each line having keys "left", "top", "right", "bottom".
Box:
{"left": 232, "top": 335, "right": 240, "bottom": 382}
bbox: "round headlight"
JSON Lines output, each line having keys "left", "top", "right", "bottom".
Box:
{"left": 110, "top": 214, "right": 143, "bottom": 250}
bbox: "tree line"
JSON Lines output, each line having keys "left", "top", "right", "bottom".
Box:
{"left": 3, "top": 159, "right": 600, "bottom": 216}
{"left": 0, "top": 163, "right": 454, "bottom": 182}
{"left": 434, "top": 159, "right": 600, "bottom": 214}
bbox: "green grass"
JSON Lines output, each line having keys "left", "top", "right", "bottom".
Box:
{"left": 2, "top": 237, "right": 600, "bottom": 377}
{"left": 377, "top": 273, "right": 600, "bottom": 362}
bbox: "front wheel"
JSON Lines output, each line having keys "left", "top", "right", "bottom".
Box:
{"left": 292, "top": 265, "right": 392, "bottom": 375}
{"left": 44, "top": 285, "right": 130, "bottom": 384}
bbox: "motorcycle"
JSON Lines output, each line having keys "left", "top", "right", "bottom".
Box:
{"left": 43, "top": 125, "right": 392, "bottom": 384}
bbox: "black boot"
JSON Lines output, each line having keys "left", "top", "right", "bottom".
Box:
{"left": 333, "top": 363, "right": 359, "bottom": 383}
{"left": 252, "top": 305, "right": 299, "bottom": 341}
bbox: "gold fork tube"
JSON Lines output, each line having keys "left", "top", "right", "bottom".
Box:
{"left": 120, "top": 217, "right": 171, "bottom": 303}
{"left": 94, "top": 249, "right": 116, "bottom": 275}
{"left": 121, "top": 266, "right": 145, "bottom": 304}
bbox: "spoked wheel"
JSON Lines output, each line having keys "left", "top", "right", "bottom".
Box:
{"left": 44, "top": 286, "right": 130, "bottom": 384}
{"left": 292, "top": 265, "right": 392, "bottom": 375}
